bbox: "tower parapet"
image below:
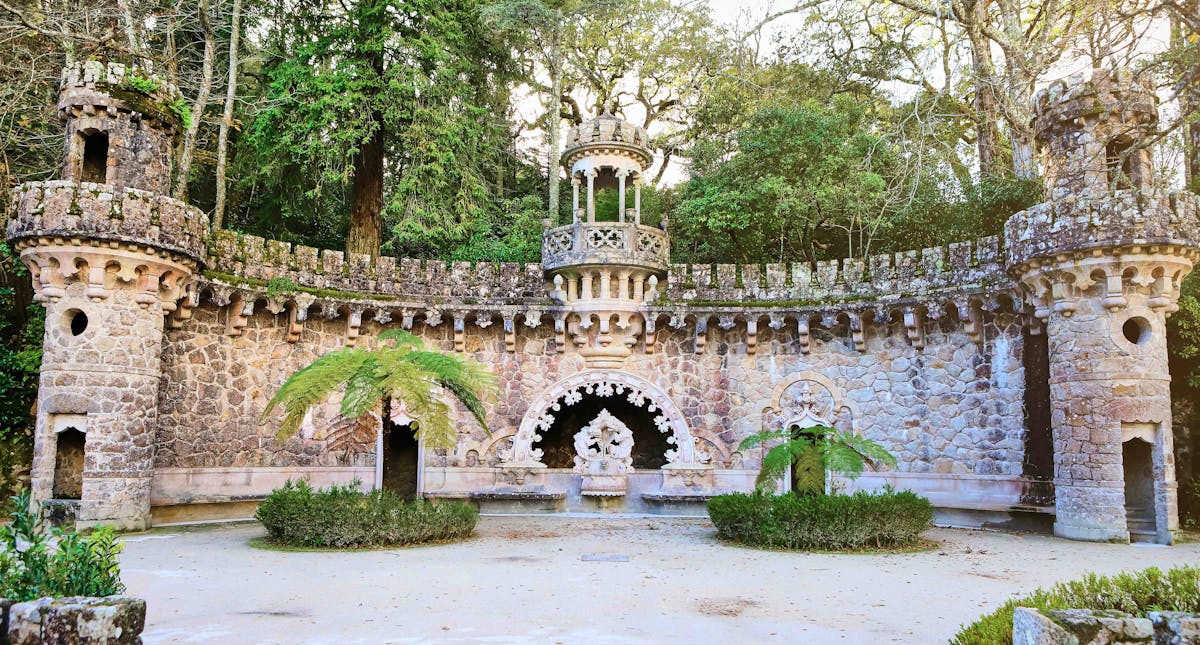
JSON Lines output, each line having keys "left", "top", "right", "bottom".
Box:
{"left": 6, "top": 63, "right": 204, "bottom": 530}
{"left": 1006, "top": 68, "right": 1200, "bottom": 544}
{"left": 545, "top": 109, "right": 665, "bottom": 368}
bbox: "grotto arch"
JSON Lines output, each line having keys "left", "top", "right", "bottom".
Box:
{"left": 500, "top": 370, "right": 702, "bottom": 468}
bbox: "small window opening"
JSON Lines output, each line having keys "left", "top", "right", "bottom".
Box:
{"left": 53, "top": 428, "right": 86, "bottom": 499}
{"left": 65, "top": 309, "right": 89, "bottom": 336}
{"left": 80, "top": 132, "right": 109, "bottom": 183}
{"left": 1122, "top": 317, "right": 1151, "bottom": 345}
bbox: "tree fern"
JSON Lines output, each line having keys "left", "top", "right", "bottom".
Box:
{"left": 263, "top": 332, "right": 497, "bottom": 449}
{"left": 738, "top": 425, "right": 897, "bottom": 494}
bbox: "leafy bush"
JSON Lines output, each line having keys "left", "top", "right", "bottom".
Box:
{"left": 707, "top": 488, "right": 932, "bottom": 550}
{"left": 0, "top": 244, "right": 42, "bottom": 507}
{"left": 255, "top": 479, "right": 478, "bottom": 548}
{"left": 952, "top": 565, "right": 1200, "bottom": 644}
{"left": 0, "top": 490, "right": 126, "bottom": 602}
{"left": 739, "top": 425, "right": 897, "bottom": 494}
{"left": 122, "top": 74, "right": 161, "bottom": 95}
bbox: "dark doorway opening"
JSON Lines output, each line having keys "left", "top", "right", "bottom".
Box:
{"left": 382, "top": 421, "right": 418, "bottom": 499}
{"left": 1123, "top": 438, "right": 1156, "bottom": 542}
{"left": 53, "top": 428, "right": 85, "bottom": 499}
{"left": 1021, "top": 328, "right": 1055, "bottom": 505}
{"left": 535, "top": 393, "right": 673, "bottom": 469}
{"left": 81, "top": 132, "right": 109, "bottom": 183}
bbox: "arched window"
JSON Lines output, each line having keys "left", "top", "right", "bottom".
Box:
{"left": 53, "top": 428, "right": 86, "bottom": 499}
{"left": 80, "top": 132, "right": 109, "bottom": 183}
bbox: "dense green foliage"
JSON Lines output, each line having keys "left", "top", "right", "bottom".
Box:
{"left": 264, "top": 329, "right": 496, "bottom": 448}
{"left": 0, "top": 491, "right": 126, "bottom": 601}
{"left": 739, "top": 425, "right": 898, "bottom": 494}
{"left": 0, "top": 245, "right": 41, "bottom": 506}
{"left": 951, "top": 565, "right": 1200, "bottom": 645}
{"left": 255, "top": 479, "right": 478, "bottom": 547}
{"left": 707, "top": 489, "right": 932, "bottom": 550}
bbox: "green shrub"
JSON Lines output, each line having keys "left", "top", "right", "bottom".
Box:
{"left": 952, "top": 565, "right": 1200, "bottom": 644}
{"left": 707, "top": 488, "right": 932, "bottom": 550}
{"left": 122, "top": 74, "right": 161, "bottom": 95}
{"left": 0, "top": 490, "right": 126, "bottom": 601}
{"left": 255, "top": 479, "right": 478, "bottom": 548}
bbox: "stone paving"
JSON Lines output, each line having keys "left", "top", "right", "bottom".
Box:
{"left": 118, "top": 517, "right": 1200, "bottom": 644}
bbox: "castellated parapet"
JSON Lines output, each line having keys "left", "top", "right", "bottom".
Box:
{"left": 1007, "top": 68, "right": 1200, "bottom": 544}
{"left": 8, "top": 66, "right": 1200, "bottom": 539}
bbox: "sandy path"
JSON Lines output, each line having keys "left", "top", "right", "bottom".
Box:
{"left": 117, "top": 517, "right": 1197, "bottom": 644}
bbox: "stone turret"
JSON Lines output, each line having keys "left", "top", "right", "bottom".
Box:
{"left": 5, "top": 62, "right": 206, "bottom": 530}
{"left": 1007, "top": 69, "right": 1200, "bottom": 544}
{"left": 544, "top": 108, "right": 667, "bottom": 368}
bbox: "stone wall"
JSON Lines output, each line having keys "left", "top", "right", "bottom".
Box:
{"left": 1012, "top": 607, "right": 1200, "bottom": 644}
{"left": 152, "top": 290, "right": 1030, "bottom": 510}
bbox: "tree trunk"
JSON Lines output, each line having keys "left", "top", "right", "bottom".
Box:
{"left": 965, "top": 1, "right": 1002, "bottom": 177}
{"left": 546, "top": 23, "right": 564, "bottom": 224}
{"left": 346, "top": 127, "right": 384, "bottom": 257}
{"left": 213, "top": 0, "right": 243, "bottom": 231}
{"left": 173, "top": 0, "right": 215, "bottom": 201}
{"left": 1178, "top": 2, "right": 1200, "bottom": 192}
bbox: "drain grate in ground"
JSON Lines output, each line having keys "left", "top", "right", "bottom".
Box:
{"left": 580, "top": 553, "right": 630, "bottom": 562}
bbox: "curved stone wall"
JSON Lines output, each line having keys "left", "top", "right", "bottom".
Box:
{"left": 8, "top": 180, "right": 209, "bottom": 265}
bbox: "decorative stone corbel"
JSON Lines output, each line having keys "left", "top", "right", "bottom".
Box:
{"left": 745, "top": 318, "right": 758, "bottom": 355}
{"left": 372, "top": 309, "right": 393, "bottom": 325}
{"left": 424, "top": 309, "right": 444, "bottom": 327}
{"left": 503, "top": 315, "right": 516, "bottom": 352}
{"left": 453, "top": 313, "right": 466, "bottom": 352}
{"left": 401, "top": 309, "right": 415, "bottom": 330}
{"left": 1101, "top": 273, "right": 1128, "bottom": 311}
{"left": 956, "top": 298, "right": 983, "bottom": 344}
{"left": 345, "top": 308, "right": 364, "bottom": 347}
{"left": 85, "top": 263, "right": 109, "bottom": 301}
{"left": 694, "top": 317, "right": 708, "bottom": 353}
{"left": 1148, "top": 272, "right": 1174, "bottom": 312}
{"left": 644, "top": 315, "right": 658, "bottom": 354}
{"left": 167, "top": 281, "right": 201, "bottom": 330}
{"left": 134, "top": 271, "right": 161, "bottom": 309}
{"left": 284, "top": 296, "right": 314, "bottom": 343}
{"left": 849, "top": 311, "right": 866, "bottom": 353}
{"left": 903, "top": 307, "right": 925, "bottom": 350}
{"left": 554, "top": 316, "right": 566, "bottom": 353}
{"left": 227, "top": 293, "right": 254, "bottom": 337}
{"left": 797, "top": 318, "right": 811, "bottom": 355}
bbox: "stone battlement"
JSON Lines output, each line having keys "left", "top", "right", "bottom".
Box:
{"left": 1005, "top": 190, "right": 1200, "bottom": 268}
{"left": 7, "top": 180, "right": 209, "bottom": 264}
{"left": 665, "top": 236, "right": 1005, "bottom": 304}
{"left": 206, "top": 230, "right": 548, "bottom": 301}
{"left": 58, "top": 61, "right": 184, "bottom": 129}
{"left": 1032, "top": 68, "right": 1157, "bottom": 134}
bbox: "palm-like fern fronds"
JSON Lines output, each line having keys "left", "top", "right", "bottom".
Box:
{"left": 262, "top": 331, "right": 498, "bottom": 449}
{"left": 739, "top": 425, "right": 897, "bottom": 494}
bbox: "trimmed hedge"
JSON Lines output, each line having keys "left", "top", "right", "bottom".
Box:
{"left": 707, "top": 489, "right": 932, "bottom": 550}
{"left": 952, "top": 565, "right": 1200, "bottom": 644}
{"left": 255, "top": 480, "right": 477, "bottom": 548}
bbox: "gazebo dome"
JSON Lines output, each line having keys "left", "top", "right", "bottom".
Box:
{"left": 561, "top": 108, "right": 653, "bottom": 171}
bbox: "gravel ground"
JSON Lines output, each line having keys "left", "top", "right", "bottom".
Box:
{"left": 117, "top": 516, "right": 1198, "bottom": 644}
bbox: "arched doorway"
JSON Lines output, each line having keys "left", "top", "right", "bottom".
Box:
{"left": 53, "top": 428, "right": 85, "bottom": 499}
{"left": 1123, "top": 438, "right": 1155, "bottom": 542}
{"left": 503, "top": 370, "right": 703, "bottom": 469}
{"left": 534, "top": 389, "right": 674, "bottom": 469}
{"left": 382, "top": 419, "right": 419, "bottom": 499}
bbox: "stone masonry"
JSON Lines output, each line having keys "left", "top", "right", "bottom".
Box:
{"left": 7, "top": 63, "right": 1199, "bottom": 542}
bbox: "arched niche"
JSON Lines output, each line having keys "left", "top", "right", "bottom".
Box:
{"left": 500, "top": 369, "right": 703, "bottom": 468}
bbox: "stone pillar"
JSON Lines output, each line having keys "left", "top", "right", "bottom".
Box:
{"left": 586, "top": 169, "right": 596, "bottom": 223}
{"left": 634, "top": 177, "right": 642, "bottom": 225}
{"left": 572, "top": 175, "right": 580, "bottom": 216}
{"left": 617, "top": 170, "right": 627, "bottom": 223}
{"left": 1007, "top": 68, "right": 1200, "bottom": 544}
{"left": 6, "top": 63, "right": 206, "bottom": 531}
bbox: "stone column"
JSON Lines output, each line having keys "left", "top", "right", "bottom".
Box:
{"left": 586, "top": 169, "right": 596, "bottom": 223}
{"left": 634, "top": 178, "right": 642, "bottom": 225}
{"left": 572, "top": 175, "right": 580, "bottom": 222}
{"left": 617, "top": 170, "right": 628, "bottom": 223}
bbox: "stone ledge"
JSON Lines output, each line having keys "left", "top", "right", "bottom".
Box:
{"left": 1012, "top": 607, "right": 1199, "bottom": 645}
{"left": 7, "top": 596, "right": 146, "bottom": 645}
{"left": 469, "top": 491, "right": 567, "bottom": 501}
{"left": 641, "top": 492, "right": 720, "bottom": 502}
